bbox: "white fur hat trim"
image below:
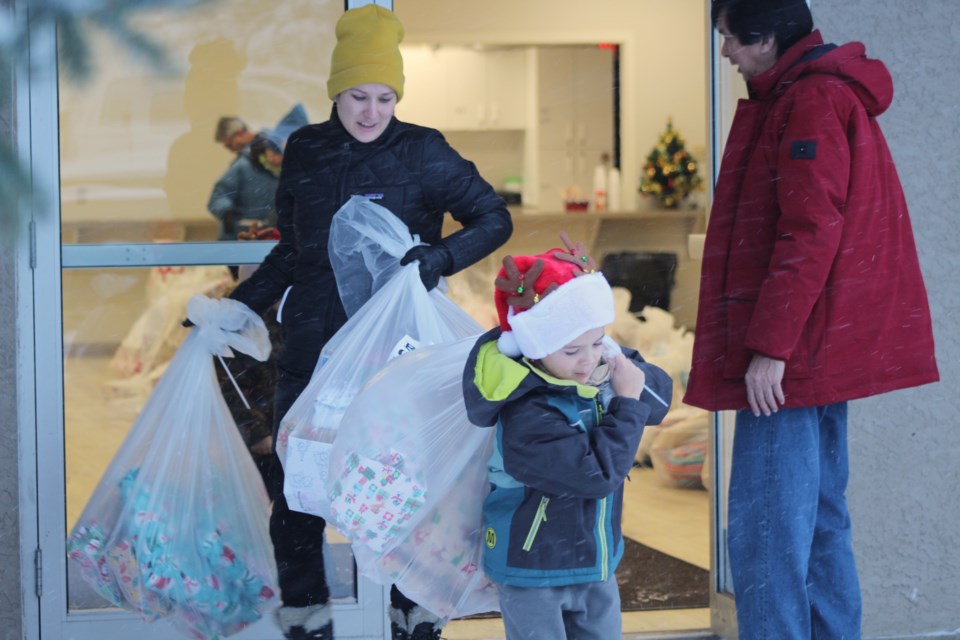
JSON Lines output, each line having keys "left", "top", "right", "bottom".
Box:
{"left": 497, "top": 272, "right": 614, "bottom": 359}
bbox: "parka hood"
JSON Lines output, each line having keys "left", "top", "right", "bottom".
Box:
{"left": 751, "top": 30, "right": 893, "bottom": 117}
{"left": 463, "top": 327, "right": 599, "bottom": 428}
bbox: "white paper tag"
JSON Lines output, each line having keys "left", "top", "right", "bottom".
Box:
{"left": 387, "top": 335, "right": 423, "bottom": 361}
{"left": 284, "top": 436, "right": 334, "bottom": 519}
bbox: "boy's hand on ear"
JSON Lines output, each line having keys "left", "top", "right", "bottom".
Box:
{"left": 609, "top": 354, "right": 645, "bottom": 400}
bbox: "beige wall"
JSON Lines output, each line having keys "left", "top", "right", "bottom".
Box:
{"left": 396, "top": 0, "right": 709, "bottom": 212}
{"left": 59, "top": 0, "right": 708, "bottom": 228}
{"left": 398, "top": 0, "right": 709, "bottom": 329}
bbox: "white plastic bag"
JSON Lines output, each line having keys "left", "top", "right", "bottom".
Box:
{"left": 67, "top": 295, "right": 278, "bottom": 640}
{"left": 108, "top": 266, "right": 233, "bottom": 392}
{"left": 328, "top": 194, "right": 421, "bottom": 318}
{"left": 326, "top": 336, "right": 500, "bottom": 620}
{"left": 278, "top": 197, "right": 482, "bottom": 519}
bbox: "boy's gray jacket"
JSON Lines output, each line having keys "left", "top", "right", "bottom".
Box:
{"left": 462, "top": 327, "right": 672, "bottom": 587}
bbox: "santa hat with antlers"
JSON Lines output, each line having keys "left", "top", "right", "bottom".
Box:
{"left": 495, "top": 233, "right": 615, "bottom": 359}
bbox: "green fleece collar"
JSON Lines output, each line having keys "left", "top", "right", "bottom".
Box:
{"left": 474, "top": 340, "right": 599, "bottom": 401}
{"left": 524, "top": 359, "right": 600, "bottom": 399}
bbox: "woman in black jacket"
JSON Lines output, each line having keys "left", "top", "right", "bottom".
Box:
{"left": 229, "top": 5, "right": 512, "bottom": 640}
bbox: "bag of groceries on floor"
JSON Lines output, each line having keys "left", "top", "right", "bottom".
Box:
{"left": 278, "top": 196, "right": 482, "bottom": 519}
{"left": 327, "top": 336, "right": 499, "bottom": 620}
{"left": 67, "top": 295, "right": 278, "bottom": 640}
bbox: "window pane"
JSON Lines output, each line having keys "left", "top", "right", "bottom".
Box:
{"left": 58, "top": 0, "right": 341, "bottom": 244}
{"left": 63, "top": 264, "right": 357, "bottom": 611}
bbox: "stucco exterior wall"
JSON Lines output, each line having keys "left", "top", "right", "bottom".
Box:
{"left": 1, "top": 0, "right": 24, "bottom": 637}
{"left": 814, "top": 0, "right": 960, "bottom": 637}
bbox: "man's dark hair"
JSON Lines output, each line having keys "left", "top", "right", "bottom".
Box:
{"left": 712, "top": 0, "right": 813, "bottom": 56}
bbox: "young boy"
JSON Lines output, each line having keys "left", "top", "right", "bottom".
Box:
{"left": 462, "top": 236, "right": 672, "bottom": 639}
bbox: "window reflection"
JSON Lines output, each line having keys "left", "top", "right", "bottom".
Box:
{"left": 58, "top": 0, "right": 341, "bottom": 244}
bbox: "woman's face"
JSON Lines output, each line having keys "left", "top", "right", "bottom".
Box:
{"left": 537, "top": 327, "right": 607, "bottom": 385}
{"left": 335, "top": 83, "right": 397, "bottom": 143}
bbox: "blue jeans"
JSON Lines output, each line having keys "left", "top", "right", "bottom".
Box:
{"left": 728, "top": 403, "right": 862, "bottom": 639}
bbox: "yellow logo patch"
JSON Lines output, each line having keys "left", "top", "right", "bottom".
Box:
{"left": 485, "top": 527, "right": 497, "bottom": 549}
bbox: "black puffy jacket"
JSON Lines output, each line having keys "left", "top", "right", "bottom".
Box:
{"left": 231, "top": 107, "right": 512, "bottom": 374}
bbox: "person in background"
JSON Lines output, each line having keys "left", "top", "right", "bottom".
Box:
{"left": 207, "top": 105, "right": 307, "bottom": 242}
{"left": 462, "top": 237, "right": 672, "bottom": 640}
{"left": 685, "top": 1, "right": 940, "bottom": 638}
{"left": 248, "top": 134, "right": 284, "bottom": 179}
{"left": 215, "top": 116, "right": 256, "bottom": 154}
{"left": 227, "top": 5, "right": 512, "bottom": 640}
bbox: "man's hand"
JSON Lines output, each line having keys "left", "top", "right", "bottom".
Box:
{"left": 237, "top": 221, "right": 280, "bottom": 241}
{"left": 400, "top": 244, "right": 453, "bottom": 291}
{"left": 745, "top": 354, "right": 785, "bottom": 417}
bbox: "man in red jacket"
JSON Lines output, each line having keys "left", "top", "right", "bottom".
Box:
{"left": 686, "top": 1, "right": 939, "bottom": 637}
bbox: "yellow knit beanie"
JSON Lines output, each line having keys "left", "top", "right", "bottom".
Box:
{"left": 327, "top": 5, "right": 405, "bottom": 102}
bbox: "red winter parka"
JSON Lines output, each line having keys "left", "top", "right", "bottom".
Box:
{"left": 684, "top": 31, "right": 938, "bottom": 412}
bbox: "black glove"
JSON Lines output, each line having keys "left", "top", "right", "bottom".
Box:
{"left": 400, "top": 244, "right": 453, "bottom": 291}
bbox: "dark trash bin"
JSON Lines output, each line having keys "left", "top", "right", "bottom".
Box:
{"left": 600, "top": 251, "right": 678, "bottom": 312}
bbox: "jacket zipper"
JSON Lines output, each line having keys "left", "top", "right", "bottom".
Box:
{"left": 594, "top": 397, "right": 609, "bottom": 580}
{"left": 522, "top": 496, "right": 550, "bottom": 552}
{"left": 598, "top": 496, "right": 609, "bottom": 581}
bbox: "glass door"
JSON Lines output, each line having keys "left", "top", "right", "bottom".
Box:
{"left": 27, "top": 0, "right": 388, "bottom": 637}
{"left": 24, "top": 0, "right": 757, "bottom": 638}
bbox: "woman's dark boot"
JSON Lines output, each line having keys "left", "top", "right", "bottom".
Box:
{"left": 389, "top": 604, "right": 442, "bottom": 640}
{"left": 274, "top": 603, "right": 334, "bottom": 640}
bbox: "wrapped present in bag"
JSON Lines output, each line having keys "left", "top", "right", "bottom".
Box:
{"left": 67, "top": 295, "right": 278, "bottom": 640}
{"left": 327, "top": 336, "right": 499, "bottom": 620}
{"left": 107, "top": 266, "right": 233, "bottom": 399}
{"left": 278, "top": 196, "right": 482, "bottom": 519}
{"left": 650, "top": 408, "right": 710, "bottom": 489}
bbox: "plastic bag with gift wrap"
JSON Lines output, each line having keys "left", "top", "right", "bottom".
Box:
{"left": 277, "top": 197, "right": 482, "bottom": 520}
{"left": 67, "top": 295, "right": 278, "bottom": 640}
{"left": 327, "top": 336, "right": 499, "bottom": 621}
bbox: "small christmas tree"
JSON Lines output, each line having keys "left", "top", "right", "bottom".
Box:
{"left": 639, "top": 119, "right": 703, "bottom": 208}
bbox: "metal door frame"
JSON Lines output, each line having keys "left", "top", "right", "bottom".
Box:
{"left": 20, "top": 1, "right": 388, "bottom": 637}
{"left": 706, "top": 0, "right": 747, "bottom": 634}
